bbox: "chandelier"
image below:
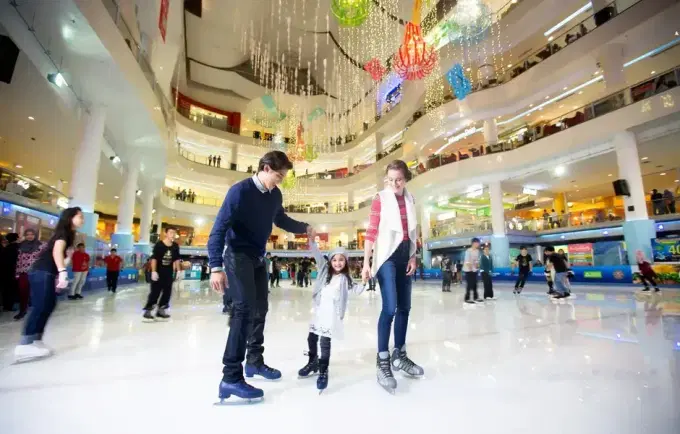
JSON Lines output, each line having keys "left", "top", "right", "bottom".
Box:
{"left": 363, "top": 58, "right": 386, "bottom": 81}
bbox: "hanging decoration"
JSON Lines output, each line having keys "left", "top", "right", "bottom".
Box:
{"left": 307, "top": 106, "right": 326, "bottom": 122}
{"left": 363, "top": 58, "right": 386, "bottom": 81}
{"left": 287, "top": 122, "right": 307, "bottom": 162}
{"left": 392, "top": 0, "right": 437, "bottom": 81}
{"left": 304, "top": 144, "right": 319, "bottom": 162}
{"left": 331, "top": 0, "right": 371, "bottom": 27}
{"left": 446, "top": 63, "right": 472, "bottom": 100}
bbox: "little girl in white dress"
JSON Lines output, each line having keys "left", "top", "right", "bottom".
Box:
{"left": 297, "top": 241, "right": 365, "bottom": 393}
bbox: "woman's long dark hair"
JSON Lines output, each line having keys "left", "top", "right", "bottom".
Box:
{"left": 325, "top": 254, "right": 353, "bottom": 286}
{"left": 52, "top": 207, "right": 82, "bottom": 248}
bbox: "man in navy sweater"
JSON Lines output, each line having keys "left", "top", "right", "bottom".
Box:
{"left": 208, "top": 150, "right": 315, "bottom": 401}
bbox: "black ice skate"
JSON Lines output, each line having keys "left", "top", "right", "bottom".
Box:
{"left": 317, "top": 362, "right": 329, "bottom": 394}
{"left": 142, "top": 310, "right": 156, "bottom": 322}
{"left": 376, "top": 354, "right": 397, "bottom": 394}
{"left": 298, "top": 352, "right": 319, "bottom": 378}
{"left": 216, "top": 380, "right": 264, "bottom": 405}
{"left": 156, "top": 308, "right": 170, "bottom": 320}
{"left": 391, "top": 348, "right": 424, "bottom": 378}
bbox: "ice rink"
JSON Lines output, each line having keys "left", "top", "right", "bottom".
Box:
{"left": 0, "top": 280, "right": 678, "bottom": 434}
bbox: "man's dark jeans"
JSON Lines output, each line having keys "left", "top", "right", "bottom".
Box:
{"left": 221, "top": 251, "right": 270, "bottom": 383}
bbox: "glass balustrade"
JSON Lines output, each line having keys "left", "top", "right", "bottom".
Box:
{"left": 0, "top": 167, "right": 70, "bottom": 210}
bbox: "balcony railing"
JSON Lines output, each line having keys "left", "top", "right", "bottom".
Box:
{"left": 161, "top": 187, "right": 372, "bottom": 214}
{"left": 412, "top": 66, "right": 680, "bottom": 179}
{"left": 412, "top": 0, "right": 642, "bottom": 122}
{"left": 101, "top": 0, "right": 176, "bottom": 137}
{"left": 0, "top": 167, "right": 70, "bottom": 210}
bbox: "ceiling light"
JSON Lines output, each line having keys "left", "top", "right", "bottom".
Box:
{"left": 594, "top": 71, "right": 600, "bottom": 75}
{"left": 675, "top": 179, "right": 679, "bottom": 183}
{"left": 548, "top": 36, "right": 554, "bottom": 42}
{"left": 543, "top": 2, "right": 593, "bottom": 37}
{"left": 114, "top": 195, "right": 119, "bottom": 199}
{"left": 136, "top": 189, "right": 142, "bottom": 196}
{"left": 507, "top": 63, "right": 512, "bottom": 68}
{"left": 110, "top": 155, "right": 121, "bottom": 164}
{"left": 28, "top": 116, "right": 34, "bottom": 120}
{"left": 48, "top": 170, "right": 52, "bottom": 173}
{"left": 98, "top": 182, "right": 104, "bottom": 185}
{"left": 578, "top": 91, "right": 583, "bottom": 95}
{"left": 466, "top": 67, "right": 471, "bottom": 72}
{"left": 194, "top": 217, "right": 204, "bottom": 226}
{"left": 50, "top": 185, "right": 56, "bottom": 188}
{"left": 660, "top": 172, "right": 667, "bottom": 176}
{"left": 608, "top": 174, "right": 612, "bottom": 177}
{"left": 35, "top": 176, "right": 40, "bottom": 179}
{"left": 641, "top": 157, "right": 648, "bottom": 161}
{"left": 47, "top": 72, "right": 67, "bottom": 87}
{"left": 545, "top": 96, "right": 550, "bottom": 100}
{"left": 623, "top": 37, "right": 680, "bottom": 68}
{"left": 651, "top": 71, "right": 656, "bottom": 75}
{"left": 554, "top": 165, "right": 566, "bottom": 176}
{"left": 563, "top": 86, "right": 568, "bottom": 90}
{"left": 15, "top": 164, "right": 22, "bottom": 169}
{"left": 320, "top": 225, "right": 327, "bottom": 232}
{"left": 529, "top": 104, "right": 533, "bottom": 107}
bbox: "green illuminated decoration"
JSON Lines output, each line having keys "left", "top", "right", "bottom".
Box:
{"left": 331, "top": 0, "right": 371, "bottom": 27}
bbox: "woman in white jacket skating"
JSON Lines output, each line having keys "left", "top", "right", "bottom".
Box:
{"left": 297, "top": 241, "right": 365, "bottom": 392}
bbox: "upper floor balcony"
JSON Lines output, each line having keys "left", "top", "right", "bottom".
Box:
{"left": 0, "top": 167, "right": 69, "bottom": 216}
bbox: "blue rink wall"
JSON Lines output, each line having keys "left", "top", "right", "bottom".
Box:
{"left": 422, "top": 266, "right": 634, "bottom": 284}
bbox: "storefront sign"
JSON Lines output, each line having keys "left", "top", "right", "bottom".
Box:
{"left": 568, "top": 243, "right": 594, "bottom": 266}
{"left": 652, "top": 238, "right": 680, "bottom": 262}
{"left": 159, "top": 0, "right": 169, "bottom": 42}
{"left": 522, "top": 187, "right": 538, "bottom": 196}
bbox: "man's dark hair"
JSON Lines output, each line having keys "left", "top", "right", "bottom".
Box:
{"left": 165, "top": 226, "right": 177, "bottom": 233}
{"left": 544, "top": 246, "right": 555, "bottom": 253}
{"left": 385, "top": 159, "right": 412, "bottom": 181}
{"left": 110, "top": 248, "right": 117, "bottom": 253}
{"left": 471, "top": 237, "right": 480, "bottom": 244}
{"left": 520, "top": 245, "right": 527, "bottom": 250}
{"left": 258, "top": 150, "right": 293, "bottom": 172}
{"left": 77, "top": 243, "right": 85, "bottom": 248}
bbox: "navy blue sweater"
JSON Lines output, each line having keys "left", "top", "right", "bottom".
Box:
{"left": 207, "top": 177, "right": 308, "bottom": 267}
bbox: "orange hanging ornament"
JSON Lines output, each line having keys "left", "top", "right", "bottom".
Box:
{"left": 392, "top": 0, "right": 437, "bottom": 81}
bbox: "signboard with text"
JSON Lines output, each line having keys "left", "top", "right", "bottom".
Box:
{"left": 568, "top": 243, "right": 594, "bottom": 266}
{"left": 652, "top": 238, "right": 680, "bottom": 262}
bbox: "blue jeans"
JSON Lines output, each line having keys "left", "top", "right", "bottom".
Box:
{"left": 21, "top": 270, "right": 58, "bottom": 345}
{"left": 554, "top": 272, "right": 568, "bottom": 295}
{"left": 376, "top": 240, "right": 412, "bottom": 353}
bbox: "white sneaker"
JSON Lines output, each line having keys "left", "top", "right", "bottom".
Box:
{"left": 14, "top": 343, "right": 51, "bottom": 363}
{"left": 32, "top": 340, "right": 54, "bottom": 355}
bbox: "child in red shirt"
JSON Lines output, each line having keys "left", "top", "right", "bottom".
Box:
{"left": 636, "top": 250, "right": 660, "bottom": 293}
{"left": 69, "top": 243, "right": 90, "bottom": 299}
{"left": 104, "top": 249, "right": 123, "bottom": 293}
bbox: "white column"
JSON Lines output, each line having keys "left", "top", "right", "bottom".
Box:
{"left": 139, "top": 188, "right": 154, "bottom": 244}
{"left": 615, "top": 131, "right": 648, "bottom": 221}
{"left": 347, "top": 156, "right": 354, "bottom": 174}
{"left": 597, "top": 43, "right": 625, "bottom": 91}
{"left": 348, "top": 190, "right": 355, "bottom": 209}
{"left": 153, "top": 200, "right": 163, "bottom": 236}
{"left": 375, "top": 132, "right": 384, "bottom": 155}
{"left": 489, "top": 181, "right": 505, "bottom": 236}
{"left": 116, "top": 164, "right": 139, "bottom": 234}
{"left": 230, "top": 144, "right": 239, "bottom": 169}
{"left": 70, "top": 106, "right": 105, "bottom": 213}
{"left": 420, "top": 206, "right": 432, "bottom": 268}
{"left": 482, "top": 119, "right": 498, "bottom": 146}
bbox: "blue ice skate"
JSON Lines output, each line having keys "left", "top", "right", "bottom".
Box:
{"left": 217, "top": 380, "right": 263, "bottom": 403}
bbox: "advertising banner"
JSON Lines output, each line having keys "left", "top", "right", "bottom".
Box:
{"left": 568, "top": 243, "right": 594, "bottom": 266}
{"left": 652, "top": 238, "right": 680, "bottom": 262}
{"left": 158, "top": 0, "right": 169, "bottom": 42}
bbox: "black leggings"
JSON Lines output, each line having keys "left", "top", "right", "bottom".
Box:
{"left": 307, "top": 332, "right": 331, "bottom": 367}
{"left": 515, "top": 269, "right": 529, "bottom": 289}
{"left": 640, "top": 274, "right": 658, "bottom": 289}
{"left": 442, "top": 271, "right": 452, "bottom": 291}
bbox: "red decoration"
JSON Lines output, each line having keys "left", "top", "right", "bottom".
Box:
{"left": 159, "top": 0, "right": 169, "bottom": 42}
{"left": 392, "top": 22, "right": 437, "bottom": 81}
{"left": 287, "top": 123, "right": 306, "bottom": 162}
{"left": 363, "top": 58, "right": 386, "bottom": 81}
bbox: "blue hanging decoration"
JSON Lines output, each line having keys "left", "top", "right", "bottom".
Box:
{"left": 307, "top": 106, "right": 325, "bottom": 122}
{"left": 447, "top": 64, "right": 472, "bottom": 101}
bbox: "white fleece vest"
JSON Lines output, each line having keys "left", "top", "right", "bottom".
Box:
{"left": 371, "top": 189, "right": 418, "bottom": 275}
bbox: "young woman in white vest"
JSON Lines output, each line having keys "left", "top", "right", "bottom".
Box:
{"left": 362, "top": 160, "right": 424, "bottom": 393}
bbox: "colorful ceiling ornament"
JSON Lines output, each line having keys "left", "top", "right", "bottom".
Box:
{"left": 392, "top": 21, "right": 438, "bottom": 81}
{"left": 450, "top": 0, "right": 492, "bottom": 41}
{"left": 307, "top": 106, "right": 326, "bottom": 122}
{"left": 446, "top": 64, "right": 472, "bottom": 100}
{"left": 287, "top": 122, "right": 307, "bottom": 162}
{"left": 331, "top": 0, "right": 371, "bottom": 27}
{"left": 304, "top": 144, "right": 319, "bottom": 162}
{"left": 363, "top": 58, "right": 387, "bottom": 81}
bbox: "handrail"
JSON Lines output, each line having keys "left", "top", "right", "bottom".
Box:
{"left": 161, "top": 186, "right": 373, "bottom": 214}
{"left": 100, "top": 0, "right": 176, "bottom": 137}
{"left": 414, "top": 0, "right": 641, "bottom": 118}
{"left": 0, "top": 167, "right": 70, "bottom": 209}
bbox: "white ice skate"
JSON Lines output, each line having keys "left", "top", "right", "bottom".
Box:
{"left": 376, "top": 354, "right": 397, "bottom": 394}
{"left": 14, "top": 343, "right": 52, "bottom": 364}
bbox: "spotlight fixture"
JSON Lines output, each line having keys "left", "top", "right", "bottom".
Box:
{"left": 109, "top": 155, "right": 121, "bottom": 164}
{"left": 47, "top": 72, "right": 68, "bottom": 88}
{"left": 136, "top": 189, "right": 142, "bottom": 196}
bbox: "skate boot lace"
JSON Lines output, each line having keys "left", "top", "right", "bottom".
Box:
{"left": 378, "top": 357, "right": 393, "bottom": 377}
{"left": 397, "top": 352, "right": 418, "bottom": 372}
{"left": 260, "top": 364, "right": 278, "bottom": 374}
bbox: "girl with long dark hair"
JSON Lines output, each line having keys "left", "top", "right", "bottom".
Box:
{"left": 14, "top": 207, "right": 84, "bottom": 363}
{"left": 297, "top": 241, "right": 365, "bottom": 393}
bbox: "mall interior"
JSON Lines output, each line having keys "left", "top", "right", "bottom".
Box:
{"left": 0, "top": 0, "right": 679, "bottom": 432}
